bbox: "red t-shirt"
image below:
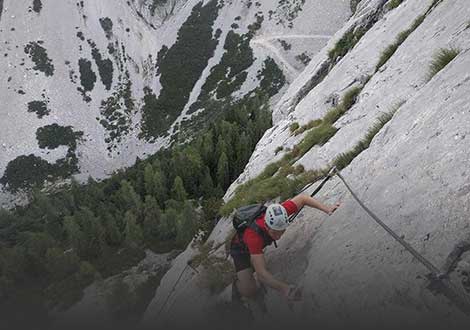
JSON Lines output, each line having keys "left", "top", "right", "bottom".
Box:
{"left": 242, "top": 200, "right": 298, "bottom": 255}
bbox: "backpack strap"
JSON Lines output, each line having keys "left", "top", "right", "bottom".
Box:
{"left": 250, "top": 221, "right": 277, "bottom": 248}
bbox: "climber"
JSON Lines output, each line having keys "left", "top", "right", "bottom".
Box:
{"left": 230, "top": 194, "right": 340, "bottom": 302}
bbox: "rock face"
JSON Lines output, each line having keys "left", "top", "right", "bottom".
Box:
{"left": 142, "top": 0, "right": 470, "bottom": 329}
{"left": 0, "top": 0, "right": 350, "bottom": 208}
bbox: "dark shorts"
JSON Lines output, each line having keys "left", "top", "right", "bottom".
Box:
{"left": 231, "top": 252, "right": 252, "bottom": 272}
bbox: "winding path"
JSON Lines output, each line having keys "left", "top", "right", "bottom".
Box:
{"left": 250, "top": 34, "right": 332, "bottom": 81}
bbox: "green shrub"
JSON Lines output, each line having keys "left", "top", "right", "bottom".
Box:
{"left": 24, "top": 41, "right": 55, "bottom": 76}
{"left": 274, "top": 146, "right": 284, "bottom": 154}
{"left": 293, "top": 119, "right": 323, "bottom": 136}
{"left": 426, "top": 48, "right": 460, "bottom": 81}
{"left": 258, "top": 57, "right": 286, "bottom": 97}
{"left": 33, "top": 0, "right": 43, "bottom": 13}
{"left": 99, "top": 17, "right": 113, "bottom": 39}
{"left": 297, "top": 123, "right": 338, "bottom": 157}
{"left": 27, "top": 100, "right": 49, "bottom": 118}
{"left": 323, "top": 86, "right": 362, "bottom": 124}
{"left": 376, "top": 43, "right": 400, "bottom": 71}
{"left": 36, "top": 124, "right": 83, "bottom": 151}
{"left": 350, "top": 0, "right": 361, "bottom": 14}
{"left": 289, "top": 122, "right": 300, "bottom": 133}
{"left": 328, "top": 26, "right": 367, "bottom": 62}
{"left": 387, "top": 0, "right": 404, "bottom": 10}
{"left": 91, "top": 45, "right": 113, "bottom": 90}
{"left": 78, "top": 58, "right": 97, "bottom": 92}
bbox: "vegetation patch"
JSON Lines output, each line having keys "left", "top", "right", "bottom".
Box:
{"left": 36, "top": 124, "right": 84, "bottom": 151}
{"left": 189, "top": 30, "right": 255, "bottom": 114}
{"left": 292, "top": 119, "right": 323, "bottom": 136}
{"left": 155, "top": 45, "right": 168, "bottom": 75}
{"left": 106, "top": 269, "right": 167, "bottom": 323}
{"left": 100, "top": 79, "right": 135, "bottom": 151}
{"left": 88, "top": 40, "right": 114, "bottom": 90}
{"left": 350, "top": 0, "right": 361, "bottom": 14}
{"left": 192, "top": 31, "right": 252, "bottom": 111}
{"left": 32, "top": 0, "right": 42, "bottom": 13}
{"left": 426, "top": 48, "right": 460, "bottom": 81}
{"left": 289, "top": 122, "right": 300, "bottom": 133}
{"left": 296, "top": 52, "right": 311, "bottom": 66}
{"left": 278, "top": 39, "right": 292, "bottom": 51}
{"left": 27, "top": 100, "right": 50, "bottom": 118}
{"left": 78, "top": 58, "right": 97, "bottom": 101}
{"left": 328, "top": 26, "right": 367, "bottom": 63}
{"left": 0, "top": 152, "right": 79, "bottom": 192}
{"left": 387, "top": 0, "right": 404, "bottom": 10}
{"left": 270, "top": 0, "right": 305, "bottom": 28}
{"left": 333, "top": 107, "right": 399, "bottom": 170}
{"left": 140, "top": 0, "right": 220, "bottom": 139}
{"left": 257, "top": 57, "right": 286, "bottom": 97}
{"left": 24, "top": 41, "right": 55, "bottom": 76}
{"left": 191, "top": 241, "right": 234, "bottom": 295}
{"left": 99, "top": 17, "right": 113, "bottom": 39}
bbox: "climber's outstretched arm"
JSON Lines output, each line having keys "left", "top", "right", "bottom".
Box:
{"left": 251, "top": 254, "right": 291, "bottom": 298}
{"left": 291, "top": 194, "right": 340, "bottom": 215}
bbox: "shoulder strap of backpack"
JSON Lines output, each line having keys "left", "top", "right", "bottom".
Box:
{"left": 250, "top": 220, "right": 278, "bottom": 248}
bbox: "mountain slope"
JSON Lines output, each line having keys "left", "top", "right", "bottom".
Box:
{"left": 141, "top": 0, "right": 470, "bottom": 328}
{"left": 0, "top": 0, "right": 351, "bottom": 208}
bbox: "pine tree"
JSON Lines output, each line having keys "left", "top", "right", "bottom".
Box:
{"left": 124, "top": 211, "right": 144, "bottom": 248}
{"left": 103, "top": 213, "right": 122, "bottom": 246}
{"left": 143, "top": 163, "right": 155, "bottom": 196}
{"left": 63, "top": 215, "right": 83, "bottom": 254}
{"left": 118, "top": 180, "right": 143, "bottom": 216}
{"left": 175, "top": 201, "right": 197, "bottom": 248}
{"left": 74, "top": 207, "right": 105, "bottom": 260}
{"left": 152, "top": 170, "right": 168, "bottom": 207}
{"left": 215, "top": 136, "right": 227, "bottom": 163}
{"left": 235, "top": 132, "right": 251, "bottom": 175}
{"left": 158, "top": 208, "right": 178, "bottom": 241}
{"left": 201, "top": 131, "right": 214, "bottom": 169}
{"left": 200, "top": 166, "right": 214, "bottom": 197}
{"left": 171, "top": 176, "right": 187, "bottom": 202}
{"left": 216, "top": 152, "right": 230, "bottom": 190}
{"left": 143, "top": 195, "right": 161, "bottom": 243}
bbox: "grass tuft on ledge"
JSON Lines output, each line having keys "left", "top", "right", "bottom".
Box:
{"left": 426, "top": 48, "right": 460, "bottom": 81}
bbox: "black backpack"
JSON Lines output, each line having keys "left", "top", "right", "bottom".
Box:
{"left": 231, "top": 204, "right": 277, "bottom": 250}
{"left": 232, "top": 204, "right": 267, "bottom": 233}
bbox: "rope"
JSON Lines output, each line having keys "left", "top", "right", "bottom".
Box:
{"left": 334, "top": 169, "right": 470, "bottom": 312}
{"left": 289, "top": 166, "right": 336, "bottom": 224}
{"left": 157, "top": 263, "right": 190, "bottom": 317}
{"left": 335, "top": 170, "right": 442, "bottom": 275}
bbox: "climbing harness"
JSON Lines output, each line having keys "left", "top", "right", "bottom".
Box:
{"left": 333, "top": 167, "right": 470, "bottom": 314}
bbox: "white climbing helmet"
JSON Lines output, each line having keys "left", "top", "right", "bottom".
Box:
{"left": 265, "top": 203, "right": 289, "bottom": 231}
